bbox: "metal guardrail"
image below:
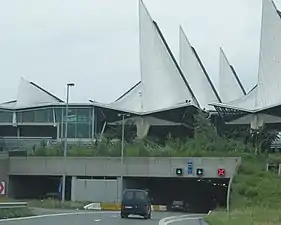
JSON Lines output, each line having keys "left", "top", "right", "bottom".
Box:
{"left": 0, "top": 202, "right": 27, "bottom": 209}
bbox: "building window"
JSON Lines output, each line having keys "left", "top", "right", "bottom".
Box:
{"left": 34, "top": 109, "right": 53, "bottom": 123}
{"left": 76, "top": 123, "right": 91, "bottom": 138}
{"left": 67, "top": 108, "right": 77, "bottom": 122}
{"left": 62, "top": 107, "right": 93, "bottom": 139}
{"left": 77, "top": 108, "right": 91, "bottom": 122}
{"left": 18, "top": 109, "right": 53, "bottom": 123}
{"left": 55, "top": 108, "right": 62, "bottom": 122}
{"left": 0, "top": 111, "right": 13, "bottom": 123}
{"left": 21, "top": 111, "right": 35, "bottom": 122}
{"left": 67, "top": 123, "right": 76, "bottom": 138}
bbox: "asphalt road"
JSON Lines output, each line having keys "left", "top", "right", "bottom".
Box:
{"left": 0, "top": 211, "right": 205, "bottom": 225}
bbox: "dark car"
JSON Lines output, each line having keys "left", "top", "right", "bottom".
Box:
{"left": 170, "top": 200, "right": 189, "bottom": 212}
{"left": 121, "top": 189, "right": 152, "bottom": 219}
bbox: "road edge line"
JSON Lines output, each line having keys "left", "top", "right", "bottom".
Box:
{"left": 0, "top": 211, "right": 119, "bottom": 222}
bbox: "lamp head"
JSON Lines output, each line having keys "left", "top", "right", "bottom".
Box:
{"left": 67, "top": 83, "right": 75, "bottom": 87}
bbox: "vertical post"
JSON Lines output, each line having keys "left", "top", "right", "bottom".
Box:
{"left": 61, "top": 83, "right": 74, "bottom": 202}
{"left": 118, "top": 113, "right": 130, "bottom": 198}
{"left": 120, "top": 114, "right": 125, "bottom": 195}
{"left": 91, "top": 106, "right": 95, "bottom": 139}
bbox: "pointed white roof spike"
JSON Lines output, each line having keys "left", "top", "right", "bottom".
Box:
{"left": 110, "top": 0, "right": 198, "bottom": 113}
{"left": 113, "top": 82, "right": 143, "bottom": 113}
{"left": 219, "top": 48, "right": 246, "bottom": 102}
{"left": 16, "top": 77, "right": 62, "bottom": 108}
{"left": 256, "top": 0, "right": 281, "bottom": 109}
{"left": 211, "top": 0, "right": 281, "bottom": 113}
{"left": 138, "top": 0, "right": 198, "bottom": 112}
{"left": 179, "top": 26, "right": 220, "bottom": 111}
{"left": 213, "top": 85, "right": 257, "bottom": 112}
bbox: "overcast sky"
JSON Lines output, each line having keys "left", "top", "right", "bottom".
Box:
{"left": 0, "top": 0, "right": 279, "bottom": 104}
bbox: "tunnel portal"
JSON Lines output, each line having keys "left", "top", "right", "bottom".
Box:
{"left": 123, "top": 177, "right": 229, "bottom": 213}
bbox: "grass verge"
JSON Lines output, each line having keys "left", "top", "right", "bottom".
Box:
{"left": 27, "top": 199, "right": 88, "bottom": 210}
{"left": 205, "top": 208, "right": 281, "bottom": 225}
{"left": 0, "top": 207, "right": 33, "bottom": 219}
{"left": 205, "top": 154, "right": 281, "bottom": 225}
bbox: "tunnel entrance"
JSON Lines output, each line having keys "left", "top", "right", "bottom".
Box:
{"left": 9, "top": 175, "right": 72, "bottom": 200}
{"left": 123, "top": 177, "right": 229, "bottom": 213}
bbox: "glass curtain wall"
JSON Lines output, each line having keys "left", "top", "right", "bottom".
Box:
{"left": 0, "top": 111, "right": 13, "bottom": 123}
{"left": 17, "top": 108, "right": 54, "bottom": 123}
{"left": 61, "top": 107, "right": 93, "bottom": 139}
{"left": 11, "top": 106, "right": 94, "bottom": 139}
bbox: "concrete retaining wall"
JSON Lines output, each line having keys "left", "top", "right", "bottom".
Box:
{"left": 9, "top": 157, "right": 241, "bottom": 178}
{"left": 71, "top": 178, "right": 119, "bottom": 202}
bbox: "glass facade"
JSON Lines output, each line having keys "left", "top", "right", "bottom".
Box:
{"left": 64, "top": 108, "right": 92, "bottom": 138}
{"left": 17, "top": 109, "right": 54, "bottom": 123}
{"left": 0, "top": 111, "right": 13, "bottom": 123}
{"left": 13, "top": 106, "right": 94, "bottom": 139}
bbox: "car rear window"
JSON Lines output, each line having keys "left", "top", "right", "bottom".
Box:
{"left": 123, "top": 190, "right": 147, "bottom": 200}
{"left": 124, "top": 191, "right": 134, "bottom": 200}
{"left": 135, "top": 191, "right": 146, "bottom": 200}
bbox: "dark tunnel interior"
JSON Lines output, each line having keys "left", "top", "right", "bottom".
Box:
{"left": 9, "top": 175, "right": 72, "bottom": 200}
{"left": 124, "top": 177, "right": 229, "bottom": 213}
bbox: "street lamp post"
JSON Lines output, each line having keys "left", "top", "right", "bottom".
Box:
{"left": 61, "top": 83, "right": 75, "bottom": 202}
{"left": 118, "top": 113, "right": 130, "bottom": 197}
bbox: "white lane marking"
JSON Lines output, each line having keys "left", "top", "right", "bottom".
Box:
{"left": 166, "top": 217, "right": 202, "bottom": 224}
{"left": 0, "top": 211, "right": 119, "bottom": 222}
{"left": 159, "top": 214, "right": 205, "bottom": 225}
{"left": 111, "top": 215, "right": 117, "bottom": 217}
{"left": 94, "top": 219, "right": 101, "bottom": 222}
{"left": 161, "top": 214, "right": 204, "bottom": 222}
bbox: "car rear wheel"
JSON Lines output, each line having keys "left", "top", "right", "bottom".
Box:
{"left": 120, "top": 213, "right": 128, "bottom": 219}
{"left": 143, "top": 208, "right": 151, "bottom": 219}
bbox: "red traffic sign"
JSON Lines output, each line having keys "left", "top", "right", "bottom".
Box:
{"left": 0, "top": 182, "right": 5, "bottom": 195}
{"left": 217, "top": 168, "right": 225, "bottom": 177}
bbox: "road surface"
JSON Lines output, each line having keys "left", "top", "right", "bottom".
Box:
{"left": 0, "top": 210, "right": 205, "bottom": 225}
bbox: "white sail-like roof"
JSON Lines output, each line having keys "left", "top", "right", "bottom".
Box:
{"left": 113, "top": 82, "right": 142, "bottom": 113}
{"left": 0, "top": 77, "right": 63, "bottom": 109}
{"left": 211, "top": 0, "right": 281, "bottom": 112}
{"left": 213, "top": 85, "right": 257, "bottom": 112}
{"left": 111, "top": 0, "right": 198, "bottom": 113}
{"left": 256, "top": 0, "right": 281, "bottom": 109}
{"left": 219, "top": 48, "right": 246, "bottom": 102}
{"left": 179, "top": 26, "right": 220, "bottom": 111}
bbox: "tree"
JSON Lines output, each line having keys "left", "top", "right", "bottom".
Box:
{"left": 245, "top": 126, "right": 279, "bottom": 154}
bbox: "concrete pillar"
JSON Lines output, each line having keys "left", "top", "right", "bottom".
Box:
{"left": 71, "top": 176, "right": 77, "bottom": 201}
{"left": 250, "top": 114, "right": 264, "bottom": 130}
{"left": 56, "top": 123, "right": 60, "bottom": 140}
{"left": 117, "top": 177, "right": 123, "bottom": 203}
{"left": 135, "top": 117, "right": 150, "bottom": 139}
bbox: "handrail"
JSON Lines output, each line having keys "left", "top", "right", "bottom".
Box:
{"left": 227, "top": 158, "right": 241, "bottom": 213}
{"left": 0, "top": 202, "right": 27, "bottom": 209}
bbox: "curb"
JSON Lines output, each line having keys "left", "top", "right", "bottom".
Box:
{"left": 84, "top": 203, "right": 167, "bottom": 211}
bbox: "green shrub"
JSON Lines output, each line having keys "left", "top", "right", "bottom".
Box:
{"left": 28, "top": 199, "right": 88, "bottom": 209}
{"left": 0, "top": 208, "right": 33, "bottom": 219}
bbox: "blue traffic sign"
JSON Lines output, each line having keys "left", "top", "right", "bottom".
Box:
{"left": 187, "top": 160, "right": 193, "bottom": 174}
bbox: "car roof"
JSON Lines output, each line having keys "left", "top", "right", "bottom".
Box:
{"left": 124, "top": 189, "right": 147, "bottom": 192}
